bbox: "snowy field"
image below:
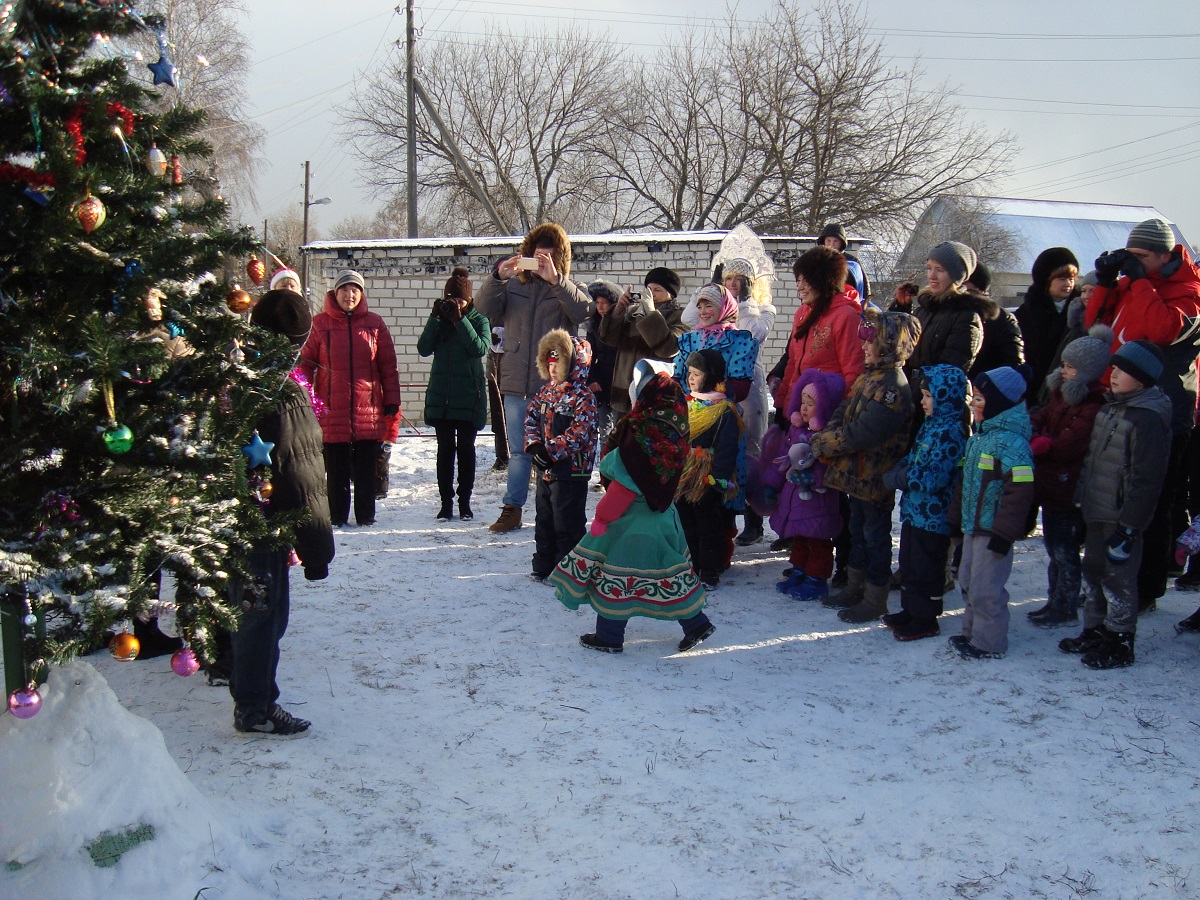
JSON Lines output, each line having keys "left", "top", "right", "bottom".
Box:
{"left": 4, "top": 433, "right": 1199, "bottom": 899}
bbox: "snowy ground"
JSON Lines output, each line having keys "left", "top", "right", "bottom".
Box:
{"left": 4, "top": 434, "right": 1200, "bottom": 899}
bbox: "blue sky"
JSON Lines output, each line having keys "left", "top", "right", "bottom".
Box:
{"left": 238, "top": 0, "right": 1200, "bottom": 248}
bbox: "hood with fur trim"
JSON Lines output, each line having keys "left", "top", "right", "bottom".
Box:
{"left": 536, "top": 328, "right": 591, "bottom": 386}
{"left": 519, "top": 222, "right": 572, "bottom": 282}
{"left": 865, "top": 309, "right": 921, "bottom": 369}
{"left": 787, "top": 369, "right": 846, "bottom": 431}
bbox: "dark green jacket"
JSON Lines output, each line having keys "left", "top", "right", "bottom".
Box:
{"left": 417, "top": 306, "right": 490, "bottom": 429}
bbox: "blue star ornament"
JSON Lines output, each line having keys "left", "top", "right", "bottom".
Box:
{"left": 147, "top": 54, "right": 177, "bottom": 87}
{"left": 241, "top": 433, "right": 275, "bottom": 467}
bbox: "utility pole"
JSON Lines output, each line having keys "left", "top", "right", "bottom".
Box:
{"left": 301, "top": 160, "right": 311, "bottom": 296}
{"left": 405, "top": 0, "right": 417, "bottom": 237}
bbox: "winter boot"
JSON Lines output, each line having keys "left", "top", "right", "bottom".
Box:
{"left": 776, "top": 569, "right": 806, "bottom": 595}
{"left": 838, "top": 579, "right": 889, "bottom": 623}
{"left": 1058, "top": 626, "right": 1106, "bottom": 655}
{"left": 1175, "top": 606, "right": 1200, "bottom": 634}
{"left": 488, "top": 504, "right": 522, "bottom": 533}
{"left": 1026, "top": 600, "right": 1055, "bottom": 621}
{"left": 1175, "top": 554, "right": 1200, "bottom": 591}
{"left": 822, "top": 567, "right": 865, "bottom": 609}
{"left": 1030, "top": 597, "right": 1078, "bottom": 629}
{"left": 458, "top": 492, "right": 474, "bottom": 522}
{"left": 375, "top": 443, "right": 392, "bottom": 500}
{"left": 881, "top": 609, "right": 912, "bottom": 629}
{"left": 736, "top": 510, "right": 764, "bottom": 546}
{"left": 791, "top": 575, "right": 829, "bottom": 602}
{"left": 437, "top": 499, "right": 453, "bottom": 522}
{"left": 580, "top": 633, "right": 623, "bottom": 653}
{"left": 894, "top": 616, "right": 940, "bottom": 642}
{"left": 1081, "top": 627, "right": 1135, "bottom": 669}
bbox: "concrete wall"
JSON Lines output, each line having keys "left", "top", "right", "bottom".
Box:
{"left": 303, "top": 233, "right": 843, "bottom": 400}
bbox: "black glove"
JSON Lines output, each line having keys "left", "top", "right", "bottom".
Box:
{"left": 527, "top": 442, "right": 553, "bottom": 470}
{"left": 1106, "top": 526, "right": 1137, "bottom": 565}
{"left": 304, "top": 563, "right": 329, "bottom": 581}
{"left": 383, "top": 404, "right": 399, "bottom": 417}
{"left": 1119, "top": 253, "right": 1146, "bottom": 282}
{"left": 1093, "top": 250, "right": 1126, "bottom": 288}
{"left": 986, "top": 535, "right": 1012, "bottom": 556}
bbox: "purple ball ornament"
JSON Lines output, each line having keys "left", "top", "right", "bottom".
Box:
{"left": 8, "top": 685, "right": 42, "bottom": 719}
{"left": 170, "top": 647, "right": 200, "bottom": 677}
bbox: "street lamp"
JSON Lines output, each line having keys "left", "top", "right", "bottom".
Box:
{"left": 300, "top": 159, "right": 332, "bottom": 298}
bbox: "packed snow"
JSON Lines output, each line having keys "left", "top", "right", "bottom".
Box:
{"left": 3, "top": 434, "right": 1198, "bottom": 899}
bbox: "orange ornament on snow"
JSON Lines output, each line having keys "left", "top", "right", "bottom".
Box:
{"left": 109, "top": 632, "right": 140, "bottom": 662}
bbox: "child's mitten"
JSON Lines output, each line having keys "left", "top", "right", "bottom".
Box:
{"left": 590, "top": 481, "right": 637, "bottom": 536}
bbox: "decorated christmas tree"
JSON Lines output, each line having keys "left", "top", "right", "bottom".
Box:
{"left": 0, "top": 0, "right": 298, "bottom": 715}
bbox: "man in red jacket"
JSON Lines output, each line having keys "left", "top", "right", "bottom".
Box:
{"left": 1086, "top": 218, "right": 1200, "bottom": 618}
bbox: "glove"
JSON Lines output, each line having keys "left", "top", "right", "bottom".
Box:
{"left": 1106, "top": 526, "right": 1137, "bottom": 565}
{"left": 882, "top": 460, "right": 909, "bottom": 492}
{"left": 1119, "top": 253, "right": 1146, "bottom": 282}
{"left": 986, "top": 535, "right": 1012, "bottom": 556}
{"left": 383, "top": 404, "right": 399, "bottom": 417}
{"left": 767, "top": 376, "right": 782, "bottom": 394}
{"left": 527, "top": 442, "right": 553, "bottom": 470}
{"left": 1093, "top": 250, "right": 1125, "bottom": 287}
{"left": 1029, "top": 435, "right": 1052, "bottom": 456}
{"left": 1175, "top": 544, "right": 1190, "bottom": 567}
{"left": 304, "top": 563, "right": 329, "bottom": 581}
{"left": 590, "top": 481, "right": 637, "bottom": 535}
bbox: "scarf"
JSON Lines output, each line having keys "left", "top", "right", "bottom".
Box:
{"left": 676, "top": 394, "right": 742, "bottom": 504}
{"left": 694, "top": 283, "right": 739, "bottom": 342}
{"left": 610, "top": 373, "right": 690, "bottom": 512}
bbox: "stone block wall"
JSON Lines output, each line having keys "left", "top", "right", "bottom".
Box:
{"left": 304, "top": 233, "right": 849, "bottom": 409}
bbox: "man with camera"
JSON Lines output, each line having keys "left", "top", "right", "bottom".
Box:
{"left": 598, "top": 266, "right": 689, "bottom": 416}
{"left": 1085, "top": 218, "right": 1200, "bottom": 616}
{"left": 476, "top": 223, "right": 591, "bottom": 533}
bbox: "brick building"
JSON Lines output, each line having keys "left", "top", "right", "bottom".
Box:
{"left": 302, "top": 231, "right": 870, "bottom": 397}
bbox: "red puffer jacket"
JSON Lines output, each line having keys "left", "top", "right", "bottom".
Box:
{"left": 299, "top": 291, "right": 401, "bottom": 443}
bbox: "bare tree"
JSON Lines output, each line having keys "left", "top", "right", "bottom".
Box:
{"left": 347, "top": 26, "right": 622, "bottom": 236}
{"left": 264, "top": 205, "right": 307, "bottom": 270}
{"left": 893, "top": 195, "right": 1022, "bottom": 281}
{"left": 124, "top": 0, "right": 264, "bottom": 209}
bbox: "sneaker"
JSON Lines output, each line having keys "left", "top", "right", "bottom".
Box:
{"left": 881, "top": 609, "right": 912, "bottom": 629}
{"left": 949, "top": 634, "right": 1002, "bottom": 660}
{"left": 235, "top": 704, "right": 310, "bottom": 737}
{"left": 1175, "top": 608, "right": 1200, "bottom": 634}
{"left": 678, "top": 623, "right": 716, "bottom": 652}
{"left": 580, "top": 633, "right": 623, "bottom": 653}
{"left": 894, "top": 617, "right": 940, "bottom": 642}
{"left": 488, "top": 505, "right": 522, "bottom": 533}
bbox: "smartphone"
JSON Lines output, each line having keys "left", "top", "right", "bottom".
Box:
{"left": 516, "top": 257, "right": 540, "bottom": 271}
{"left": 629, "top": 292, "right": 642, "bottom": 301}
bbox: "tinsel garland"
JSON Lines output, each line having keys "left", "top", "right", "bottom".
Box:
{"left": 289, "top": 366, "right": 325, "bottom": 420}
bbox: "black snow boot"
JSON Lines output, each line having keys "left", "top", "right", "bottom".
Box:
{"left": 1081, "top": 628, "right": 1135, "bottom": 669}
{"left": 1058, "top": 626, "right": 1106, "bottom": 655}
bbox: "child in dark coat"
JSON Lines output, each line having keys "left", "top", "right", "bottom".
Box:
{"left": 231, "top": 289, "right": 335, "bottom": 736}
{"left": 1025, "top": 325, "right": 1113, "bottom": 628}
{"left": 1060, "top": 341, "right": 1171, "bottom": 669}
{"left": 675, "top": 349, "right": 743, "bottom": 590}
{"left": 768, "top": 369, "right": 846, "bottom": 601}
{"left": 882, "top": 363, "right": 969, "bottom": 641}
{"left": 524, "top": 329, "right": 598, "bottom": 581}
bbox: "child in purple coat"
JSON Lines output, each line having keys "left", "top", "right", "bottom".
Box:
{"left": 768, "top": 369, "right": 847, "bottom": 601}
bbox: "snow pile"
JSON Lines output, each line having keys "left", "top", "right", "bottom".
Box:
{"left": 3, "top": 435, "right": 1198, "bottom": 898}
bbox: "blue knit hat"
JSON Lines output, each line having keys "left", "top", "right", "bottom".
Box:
{"left": 1111, "top": 340, "right": 1164, "bottom": 388}
{"left": 974, "top": 364, "right": 1031, "bottom": 418}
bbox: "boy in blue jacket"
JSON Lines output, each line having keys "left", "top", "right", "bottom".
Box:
{"left": 883, "top": 364, "right": 969, "bottom": 641}
{"left": 949, "top": 365, "right": 1036, "bottom": 660}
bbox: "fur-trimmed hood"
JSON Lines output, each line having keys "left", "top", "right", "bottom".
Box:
{"left": 864, "top": 309, "right": 921, "bottom": 369}
{"left": 519, "top": 222, "right": 572, "bottom": 281}
{"left": 536, "top": 328, "right": 591, "bottom": 385}
{"left": 918, "top": 287, "right": 996, "bottom": 321}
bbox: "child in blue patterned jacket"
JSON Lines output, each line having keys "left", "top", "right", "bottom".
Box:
{"left": 948, "top": 364, "right": 1036, "bottom": 660}
{"left": 882, "top": 364, "right": 969, "bottom": 641}
{"left": 524, "top": 330, "right": 598, "bottom": 581}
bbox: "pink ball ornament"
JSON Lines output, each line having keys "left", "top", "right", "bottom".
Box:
{"left": 170, "top": 647, "right": 200, "bottom": 677}
{"left": 8, "top": 686, "right": 42, "bottom": 719}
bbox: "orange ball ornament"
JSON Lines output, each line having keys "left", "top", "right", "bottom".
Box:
{"left": 110, "top": 632, "right": 140, "bottom": 662}
{"left": 246, "top": 255, "right": 266, "bottom": 286}
{"left": 225, "top": 284, "right": 252, "bottom": 314}
{"left": 258, "top": 480, "right": 274, "bottom": 500}
{"left": 74, "top": 194, "right": 107, "bottom": 234}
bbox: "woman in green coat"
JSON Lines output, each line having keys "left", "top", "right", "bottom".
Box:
{"left": 418, "top": 267, "right": 490, "bottom": 521}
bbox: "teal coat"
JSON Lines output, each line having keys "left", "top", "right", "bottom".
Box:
{"left": 953, "top": 404, "right": 1034, "bottom": 541}
{"left": 417, "top": 306, "right": 490, "bottom": 429}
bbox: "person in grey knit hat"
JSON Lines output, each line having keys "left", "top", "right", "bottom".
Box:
{"left": 927, "top": 241, "right": 978, "bottom": 290}
{"left": 905, "top": 239, "right": 986, "bottom": 381}
{"left": 1027, "top": 325, "right": 1114, "bottom": 628}
{"left": 1125, "top": 218, "right": 1176, "bottom": 254}
{"left": 333, "top": 270, "right": 366, "bottom": 292}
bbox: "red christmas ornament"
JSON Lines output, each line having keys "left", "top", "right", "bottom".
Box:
{"left": 246, "top": 255, "right": 266, "bottom": 286}
{"left": 171, "top": 155, "right": 183, "bottom": 185}
{"left": 65, "top": 104, "right": 87, "bottom": 167}
{"left": 73, "top": 194, "right": 106, "bottom": 234}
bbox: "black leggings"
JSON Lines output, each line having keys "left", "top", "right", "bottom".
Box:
{"left": 433, "top": 422, "right": 478, "bottom": 502}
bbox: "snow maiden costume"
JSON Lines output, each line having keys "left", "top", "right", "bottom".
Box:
{"left": 550, "top": 362, "right": 715, "bottom": 654}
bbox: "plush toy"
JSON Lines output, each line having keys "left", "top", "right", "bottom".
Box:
{"left": 785, "top": 441, "right": 822, "bottom": 500}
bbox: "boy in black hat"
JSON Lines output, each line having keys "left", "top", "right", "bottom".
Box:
{"left": 1060, "top": 340, "right": 1170, "bottom": 669}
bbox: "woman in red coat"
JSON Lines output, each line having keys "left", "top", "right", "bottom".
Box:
{"left": 299, "top": 270, "right": 401, "bottom": 527}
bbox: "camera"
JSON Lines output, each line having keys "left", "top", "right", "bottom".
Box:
{"left": 629, "top": 291, "right": 642, "bottom": 301}
{"left": 435, "top": 298, "right": 457, "bottom": 317}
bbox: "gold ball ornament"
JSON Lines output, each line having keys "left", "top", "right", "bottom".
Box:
{"left": 246, "top": 255, "right": 266, "bottom": 286}
{"left": 258, "top": 480, "right": 274, "bottom": 500}
{"left": 73, "top": 194, "right": 106, "bottom": 234}
{"left": 110, "top": 632, "right": 140, "bottom": 662}
{"left": 225, "top": 285, "right": 252, "bottom": 314}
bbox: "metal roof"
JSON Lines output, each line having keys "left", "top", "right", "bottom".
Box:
{"left": 304, "top": 229, "right": 873, "bottom": 252}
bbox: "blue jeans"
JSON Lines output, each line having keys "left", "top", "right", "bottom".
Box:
{"left": 229, "top": 549, "right": 291, "bottom": 725}
{"left": 847, "top": 497, "right": 894, "bottom": 587}
{"left": 502, "top": 393, "right": 533, "bottom": 508}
